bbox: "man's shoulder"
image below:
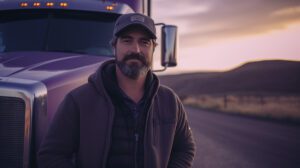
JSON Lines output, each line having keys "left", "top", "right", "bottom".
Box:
{"left": 157, "top": 84, "right": 180, "bottom": 103}
{"left": 156, "top": 85, "right": 184, "bottom": 118}
{"left": 158, "top": 84, "right": 178, "bottom": 97}
{"left": 69, "top": 82, "right": 92, "bottom": 95}
{"left": 67, "top": 82, "right": 101, "bottom": 102}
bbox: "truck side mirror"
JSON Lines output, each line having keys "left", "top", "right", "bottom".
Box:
{"left": 161, "top": 25, "right": 178, "bottom": 67}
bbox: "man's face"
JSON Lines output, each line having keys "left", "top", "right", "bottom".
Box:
{"left": 115, "top": 27, "right": 156, "bottom": 80}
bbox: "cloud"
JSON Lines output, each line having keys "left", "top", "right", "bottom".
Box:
{"left": 153, "top": 0, "right": 210, "bottom": 19}
{"left": 272, "top": 6, "right": 300, "bottom": 16}
{"left": 152, "top": 0, "right": 300, "bottom": 47}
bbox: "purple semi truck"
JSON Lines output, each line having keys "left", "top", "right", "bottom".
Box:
{"left": 0, "top": 0, "right": 178, "bottom": 167}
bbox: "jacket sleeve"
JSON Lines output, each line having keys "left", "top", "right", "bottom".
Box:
{"left": 168, "top": 97, "right": 196, "bottom": 168}
{"left": 38, "top": 94, "right": 79, "bottom": 168}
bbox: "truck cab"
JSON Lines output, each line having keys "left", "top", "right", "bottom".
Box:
{"left": 0, "top": 0, "right": 177, "bottom": 167}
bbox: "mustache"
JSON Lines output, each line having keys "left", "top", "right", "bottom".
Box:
{"left": 123, "top": 52, "right": 147, "bottom": 65}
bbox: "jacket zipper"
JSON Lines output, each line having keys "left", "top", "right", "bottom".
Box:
{"left": 134, "top": 133, "right": 139, "bottom": 168}
{"left": 133, "top": 106, "right": 139, "bottom": 168}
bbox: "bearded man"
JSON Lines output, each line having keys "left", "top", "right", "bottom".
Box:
{"left": 38, "top": 13, "right": 195, "bottom": 168}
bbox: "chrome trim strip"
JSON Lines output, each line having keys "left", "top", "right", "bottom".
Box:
{"left": 0, "top": 77, "right": 47, "bottom": 168}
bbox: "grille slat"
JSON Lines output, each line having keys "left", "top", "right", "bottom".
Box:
{"left": 0, "top": 96, "right": 25, "bottom": 168}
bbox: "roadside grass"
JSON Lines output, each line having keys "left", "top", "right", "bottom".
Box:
{"left": 183, "top": 95, "right": 300, "bottom": 123}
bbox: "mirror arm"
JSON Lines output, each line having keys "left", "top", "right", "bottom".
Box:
{"left": 155, "top": 23, "right": 165, "bottom": 26}
{"left": 153, "top": 63, "right": 168, "bottom": 72}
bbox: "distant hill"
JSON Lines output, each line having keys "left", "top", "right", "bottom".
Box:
{"left": 159, "top": 60, "right": 300, "bottom": 97}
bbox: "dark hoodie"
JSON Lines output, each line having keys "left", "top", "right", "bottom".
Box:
{"left": 38, "top": 60, "right": 196, "bottom": 168}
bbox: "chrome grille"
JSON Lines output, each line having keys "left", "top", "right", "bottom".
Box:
{"left": 0, "top": 96, "right": 25, "bottom": 167}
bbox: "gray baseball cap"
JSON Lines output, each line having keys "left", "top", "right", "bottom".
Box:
{"left": 113, "top": 13, "right": 157, "bottom": 39}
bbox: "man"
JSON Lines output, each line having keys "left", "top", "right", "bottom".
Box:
{"left": 38, "top": 13, "right": 195, "bottom": 168}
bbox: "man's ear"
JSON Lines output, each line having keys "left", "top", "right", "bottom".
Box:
{"left": 113, "top": 47, "right": 116, "bottom": 56}
{"left": 110, "top": 37, "right": 117, "bottom": 56}
{"left": 110, "top": 36, "right": 117, "bottom": 47}
{"left": 153, "top": 40, "right": 158, "bottom": 52}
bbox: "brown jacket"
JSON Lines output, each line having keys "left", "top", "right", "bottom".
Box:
{"left": 38, "top": 60, "right": 196, "bottom": 168}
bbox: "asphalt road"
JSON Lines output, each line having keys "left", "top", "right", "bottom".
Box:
{"left": 186, "top": 106, "right": 300, "bottom": 168}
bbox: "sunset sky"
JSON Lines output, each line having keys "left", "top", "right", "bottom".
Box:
{"left": 151, "top": 0, "right": 300, "bottom": 74}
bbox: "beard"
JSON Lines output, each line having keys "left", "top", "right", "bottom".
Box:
{"left": 116, "top": 52, "right": 151, "bottom": 80}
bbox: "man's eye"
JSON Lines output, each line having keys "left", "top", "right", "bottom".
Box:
{"left": 122, "top": 39, "right": 131, "bottom": 43}
{"left": 142, "top": 40, "right": 151, "bottom": 46}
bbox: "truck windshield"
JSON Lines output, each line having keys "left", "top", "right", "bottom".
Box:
{"left": 0, "top": 10, "right": 118, "bottom": 56}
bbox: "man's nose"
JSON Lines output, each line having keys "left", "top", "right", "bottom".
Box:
{"left": 131, "top": 41, "right": 141, "bottom": 53}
